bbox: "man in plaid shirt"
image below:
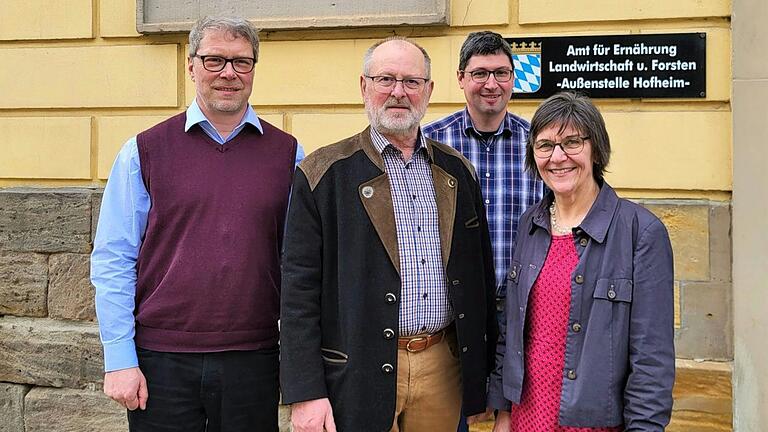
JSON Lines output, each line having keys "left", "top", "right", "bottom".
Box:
{"left": 422, "top": 31, "right": 544, "bottom": 429}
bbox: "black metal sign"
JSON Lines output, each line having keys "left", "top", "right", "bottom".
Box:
{"left": 505, "top": 33, "right": 706, "bottom": 99}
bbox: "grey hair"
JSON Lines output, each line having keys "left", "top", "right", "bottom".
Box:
{"left": 458, "top": 31, "right": 513, "bottom": 71}
{"left": 362, "top": 36, "right": 432, "bottom": 79}
{"left": 188, "top": 16, "right": 260, "bottom": 62}
{"left": 525, "top": 92, "right": 611, "bottom": 182}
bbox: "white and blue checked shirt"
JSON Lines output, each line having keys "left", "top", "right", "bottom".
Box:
{"left": 423, "top": 109, "right": 544, "bottom": 297}
{"left": 370, "top": 127, "right": 452, "bottom": 336}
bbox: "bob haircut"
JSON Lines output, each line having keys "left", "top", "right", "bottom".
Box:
{"left": 525, "top": 91, "right": 610, "bottom": 182}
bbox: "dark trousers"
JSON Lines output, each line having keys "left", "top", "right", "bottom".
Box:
{"left": 127, "top": 347, "right": 279, "bottom": 432}
{"left": 457, "top": 298, "right": 506, "bottom": 431}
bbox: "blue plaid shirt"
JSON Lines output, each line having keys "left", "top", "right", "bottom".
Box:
{"left": 423, "top": 109, "right": 544, "bottom": 297}
{"left": 370, "top": 127, "right": 452, "bottom": 336}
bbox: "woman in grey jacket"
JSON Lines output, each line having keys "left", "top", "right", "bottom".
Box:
{"left": 488, "top": 92, "right": 675, "bottom": 431}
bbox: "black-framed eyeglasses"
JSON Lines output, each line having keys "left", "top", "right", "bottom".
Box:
{"left": 534, "top": 136, "right": 590, "bottom": 158}
{"left": 193, "top": 55, "right": 256, "bottom": 73}
{"left": 461, "top": 68, "right": 513, "bottom": 83}
{"left": 365, "top": 75, "right": 430, "bottom": 94}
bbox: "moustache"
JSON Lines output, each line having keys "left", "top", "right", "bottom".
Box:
{"left": 383, "top": 100, "right": 411, "bottom": 110}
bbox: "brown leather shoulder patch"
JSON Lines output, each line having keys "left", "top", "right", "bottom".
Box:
{"left": 297, "top": 133, "right": 364, "bottom": 191}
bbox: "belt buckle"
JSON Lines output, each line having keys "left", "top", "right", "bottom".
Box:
{"left": 405, "top": 336, "right": 427, "bottom": 353}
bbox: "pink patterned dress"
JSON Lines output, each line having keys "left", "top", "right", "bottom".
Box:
{"left": 509, "top": 234, "right": 622, "bottom": 432}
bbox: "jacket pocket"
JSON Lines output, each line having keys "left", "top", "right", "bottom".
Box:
{"left": 593, "top": 278, "right": 633, "bottom": 303}
{"left": 321, "top": 348, "right": 349, "bottom": 364}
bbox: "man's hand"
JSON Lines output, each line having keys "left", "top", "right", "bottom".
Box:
{"left": 291, "top": 397, "right": 337, "bottom": 432}
{"left": 103, "top": 367, "right": 148, "bottom": 411}
{"left": 492, "top": 410, "right": 511, "bottom": 432}
{"left": 467, "top": 407, "right": 495, "bottom": 425}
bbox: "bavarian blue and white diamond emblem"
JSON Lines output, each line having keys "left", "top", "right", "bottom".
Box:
{"left": 513, "top": 53, "right": 541, "bottom": 93}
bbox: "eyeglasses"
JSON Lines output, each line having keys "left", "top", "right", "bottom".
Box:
{"left": 534, "top": 136, "right": 590, "bottom": 158}
{"left": 461, "top": 68, "right": 513, "bottom": 83}
{"left": 193, "top": 55, "right": 256, "bottom": 73}
{"left": 365, "top": 75, "right": 430, "bottom": 94}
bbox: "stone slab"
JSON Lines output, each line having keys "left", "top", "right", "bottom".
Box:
{"left": 279, "top": 404, "right": 291, "bottom": 431}
{"left": 0, "top": 252, "right": 48, "bottom": 317}
{"left": 99, "top": 0, "right": 141, "bottom": 37}
{"left": 0, "top": 45, "right": 177, "bottom": 109}
{"left": 0, "top": 189, "right": 92, "bottom": 253}
{"left": 709, "top": 203, "right": 732, "bottom": 282}
{"left": 48, "top": 254, "right": 96, "bottom": 321}
{"left": 0, "top": 383, "right": 28, "bottom": 432}
{"left": 733, "top": 0, "right": 768, "bottom": 80}
{"left": 91, "top": 192, "right": 103, "bottom": 243}
{"left": 675, "top": 282, "right": 733, "bottom": 360}
{"left": 0, "top": 317, "right": 102, "bottom": 388}
{"left": 519, "top": 0, "right": 729, "bottom": 23}
{"left": 0, "top": 0, "right": 92, "bottom": 41}
{"left": 24, "top": 387, "right": 127, "bottom": 432}
{"left": 643, "top": 202, "right": 710, "bottom": 281}
{"left": 138, "top": 0, "right": 448, "bottom": 32}
{"left": 451, "top": 0, "right": 508, "bottom": 26}
{"left": 606, "top": 111, "right": 731, "bottom": 191}
{"left": 670, "top": 360, "right": 732, "bottom": 431}
{"left": 0, "top": 117, "right": 92, "bottom": 179}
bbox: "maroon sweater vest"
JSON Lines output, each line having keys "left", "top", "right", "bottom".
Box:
{"left": 134, "top": 113, "right": 297, "bottom": 352}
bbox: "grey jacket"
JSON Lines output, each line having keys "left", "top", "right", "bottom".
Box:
{"left": 488, "top": 182, "right": 675, "bottom": 431}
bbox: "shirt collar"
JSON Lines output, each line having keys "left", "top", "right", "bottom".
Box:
{"left": 184, "top": 98, "right": 263, "bottom": 134}
{"left": 461, "top": 107, "right": 512, "bottom": 138}
{"left": 530, "top": 180, "right": 619, "bottom": 243}
{"left": 369, "top": 126, "right": 433, "bottom": 162}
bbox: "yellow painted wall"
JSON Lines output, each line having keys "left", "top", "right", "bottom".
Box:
{"left": 0, "top": 0, "right": 732, "bottom": 200}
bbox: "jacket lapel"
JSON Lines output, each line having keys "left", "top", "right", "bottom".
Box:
{"left": 359, "top": 131, "right": 401, "bottom": 275}
{"left": 430, "top": 164, "right": 457, "bottom": 269}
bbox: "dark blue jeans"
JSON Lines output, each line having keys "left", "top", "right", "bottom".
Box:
{"left": 127, "top": 347, "right": 279, "bottom": 432}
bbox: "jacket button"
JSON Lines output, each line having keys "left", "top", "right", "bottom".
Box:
{"left": 509, "top": 270, "right": 517, "bottom": 279}
{"left": 579, "top": 238, "right": 588, "bottom": 247}
{"left": 383, "top": 328, "right": 395, "bottom": 339}
{"left": 574, "top": 274, "right": 584, "bottom": 284}
{"left": 462, "top": 346, "right": 468, "bottom": 353}
{"left": 458, "top": 313, "right": 465, "bottom": 319}
{"left": 452, "top": 279, "right": 461, "bottom": 286}
{"left": 572, "top": 323, "right": 582, "bottom": 332}
{"left": 385, "top": 293, "right": 397, "bottom": 304}
{"left": 607, "top": 290, "right": 617, "bottom": 299}
{"left": 567, "top": 370, "right": 577, "bottom": 380}
{"left": 381, "top": 363, "right": 394, "bottom": 374}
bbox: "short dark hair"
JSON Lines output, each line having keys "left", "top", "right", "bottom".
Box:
{"left": 525, "top": 92, "right": 611, "bottom": 182}
{"left": 458, "top": 31, "right": 513, "bottom": 71}
{"left": 189, "top": 16, "right": 260, "bottom": 62}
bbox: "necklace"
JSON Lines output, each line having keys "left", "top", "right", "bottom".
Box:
{"left": 549, "top": 201, "right": 572, "bottom": 235}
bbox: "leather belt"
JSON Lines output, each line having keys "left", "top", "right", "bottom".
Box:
{"left": 398, "top": 330, "right": 446, "bottom": 353}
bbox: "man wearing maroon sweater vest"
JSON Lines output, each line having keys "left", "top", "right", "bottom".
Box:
{"left": 91, "top": 16, "right": 301, "bottom": 431}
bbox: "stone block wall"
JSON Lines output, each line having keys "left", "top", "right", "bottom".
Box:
{"left": 0, "top": 188, "right": 127, "bottom": 431}
{"left": 0, "top": 188, "right": 296, "bottom": 431}
{"left": 0, "top": 188, "right": 733, "bottom": 431}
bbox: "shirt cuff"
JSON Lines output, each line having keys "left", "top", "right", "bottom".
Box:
{"left": 103, "top": 339, "right": 139, "bottom": 372}
{"left": 487, "top": 387, "right": 512, "bottom": 412}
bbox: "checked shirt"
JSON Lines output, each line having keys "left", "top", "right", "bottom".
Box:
{"left": 370, "top": 127, "right": 452, "bottom": 336}
{"left": 423, "top": 109, "right": 544, "bottom": 297}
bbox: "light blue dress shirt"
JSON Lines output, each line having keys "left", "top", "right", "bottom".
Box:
{"left": 91, "top": 100, "right": 304, "bottom": 372}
